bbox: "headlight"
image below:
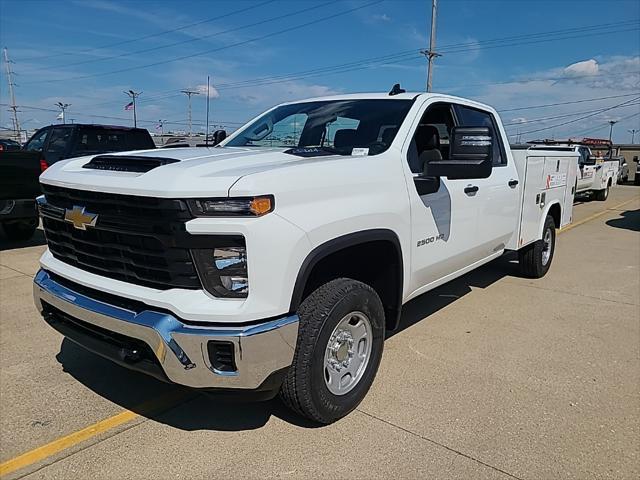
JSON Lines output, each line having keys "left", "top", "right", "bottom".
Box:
{"left": 192, "top": 239, "right": 249, "bottom": 298}
{"left": 188, "top": 195, "right": 274, "bottom": 217}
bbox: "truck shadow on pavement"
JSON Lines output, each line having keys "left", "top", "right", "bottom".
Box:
{"left": 55, "top": 253, "right": 521, "bottom": 431}
{"left": 605, "top": 209, "right": 640, "bottom": 232}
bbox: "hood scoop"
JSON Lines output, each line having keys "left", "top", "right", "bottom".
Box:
{"left": 82, "top": 155, "right": 180, "bottom": 173}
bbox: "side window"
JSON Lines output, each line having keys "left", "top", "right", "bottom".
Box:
{"left": 406, "top": 102, "right": 455, "bottom": 174}
{"left": 453, "top": 105, "right": 507, "bottom": 166}
{"left": 46, "top": 128, "right": 72, "bottom": 156}
{"left": 24, "top": 129, "right": 49, "bottom": 152}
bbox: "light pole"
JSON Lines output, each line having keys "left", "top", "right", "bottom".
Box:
{"left": 608, "top": 120, "right": 617, "bottom": 143}
{"left": 629, "top": 129, "right": 638, "bottom": 144}
{"left": 55, "top": 102, "right": 71, "bottom": 124}
{"left": 124, "top": 90, "right": 142, "bottom": 127}
{"left": 420, "top": 0, "right": 440, "bottom": 92}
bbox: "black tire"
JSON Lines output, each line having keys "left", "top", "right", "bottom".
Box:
{"left": 2, "top": 218, "right": 38, "bottom": 241}
{"left": 594, "top": 185, "right": 609, "bottom": 201}
{"left": 518, "top": 215, "right": 556, "bottom": 278}
{"left": 280, "top": 278, "right": 385, "bottom": 424}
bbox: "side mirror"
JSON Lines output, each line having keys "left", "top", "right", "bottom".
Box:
{"left": 212, "top": 129, "right": 227, "bottom": 145}
{"left": 427, "top": 126, "right": 493, "bottom": 180}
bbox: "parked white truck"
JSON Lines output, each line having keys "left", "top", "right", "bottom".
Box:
{"left": 530, "top": 143, "right": 617, "bottom": 200}
{"left": 33, "top": 90, "right": 578, "bottom": 423}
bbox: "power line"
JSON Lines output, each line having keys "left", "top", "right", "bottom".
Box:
{"left": 16, "top": 0, "right": 277, "bottom": 62}
{"left": 503, "top": 102, "right": 640, "bottom": 127}
{"left": 572, "top": 111, "right": 640, "bottom": 137}
{"left": 497, "top": 93, "right": 640, "bottom": 112}
{"left": 41, "top": 0, "right": 340, "bottom": 71}
{"left": 517, "top": 96, "right": 640, "bottom": 136}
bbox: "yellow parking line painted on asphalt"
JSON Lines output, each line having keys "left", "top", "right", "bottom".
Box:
{"left": 559, "top": 197, "right": 638, "bottom": 235}
{"left": 0, "top": 389, "right": 193, "bottom": 477}
{"left": 1, "top": 195, "right": 638, "bottom": 477}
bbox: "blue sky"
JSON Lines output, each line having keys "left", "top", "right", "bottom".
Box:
{"left": 1, "top": 0, "right": 639, "bottom": 142}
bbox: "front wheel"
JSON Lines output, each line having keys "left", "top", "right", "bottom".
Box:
{"left": 280, "top": 278, "right": 385, "bottom": 424}
{"left": 518, "top": 215, "right": 556, "bottom": 278}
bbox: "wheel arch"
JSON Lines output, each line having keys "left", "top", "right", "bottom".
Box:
{"left": 289, "top": 229, "right": 404, "bottom": 332}
{"left": 541, "top": 201, "right": 562, "bottom": 234}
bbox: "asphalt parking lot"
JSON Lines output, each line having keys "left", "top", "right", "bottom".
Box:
{"left": 1, "top": 186, "right": 638, "bottom": 480}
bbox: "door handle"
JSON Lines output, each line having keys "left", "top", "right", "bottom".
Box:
{"left": 508, "top": 179, "right": 519, "bottom": 188}
{"left": 464, "top": 185, "right": 479, "bottom": 195}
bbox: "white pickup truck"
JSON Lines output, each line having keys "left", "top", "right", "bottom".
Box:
{"left": 33, "top": 90, "right": 578, "bottom": 423}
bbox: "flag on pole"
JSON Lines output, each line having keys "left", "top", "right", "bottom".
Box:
{"left": 155, "top": 123, "right": 162, "bottom": 131}
{"left": 56, "top": 112, "right": 64, "bottom": 120}
{"left": 124, "top": 101, "right": 134, "bottom": 111}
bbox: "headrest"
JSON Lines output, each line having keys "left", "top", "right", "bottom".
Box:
{"left": 381, "top": 127, "right": 398, "bottom": 146}
{"left": 333, "top": 129, "right": 357, "bottom": 149}
{"left": 416, "top": 125, "right": 440, "bottom": 151}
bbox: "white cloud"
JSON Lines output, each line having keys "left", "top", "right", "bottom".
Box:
{"left": 469, "top": 55, "right": 640, "bottom": 142}
{"left": 194, "top": 84, "right": 220, "bottom": 99}
{"left": 563, "top": 59, "right": 599, "bottom": 77}
{"left": 371, "top": 13, "right": 392, "bottom": 22}
{"left": 510, "top": 117, "right": 528, "bottom": 124}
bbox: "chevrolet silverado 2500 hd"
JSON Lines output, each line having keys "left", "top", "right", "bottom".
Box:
{"left": 33, "top": 91, "right": 578, "bottom": 424}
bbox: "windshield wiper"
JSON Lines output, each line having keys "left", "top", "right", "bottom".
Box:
{"left": 283, "top": 146, "right": 348, "bottom": 157}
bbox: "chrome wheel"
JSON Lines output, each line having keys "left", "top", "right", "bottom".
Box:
{"left": 323, "top": 311, "right": 372, "bottom": 396}
{"left": 541, "top": 228, "right": 553, "bottom": 266}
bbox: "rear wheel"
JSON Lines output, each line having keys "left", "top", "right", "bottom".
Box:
{"left": 280, "top": 278, "right": 385, "bottom": 424}
{"left": 518, "top": 215, "right": 556, "bottom": 278}
{"left": 595, "top": 185, "right": 609, "bottom": 201}
{"left": 2, "top": 218, "right": 38, "bottom": 241}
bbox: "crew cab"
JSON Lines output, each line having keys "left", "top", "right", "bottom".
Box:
{"left": 33, "top": 91, "right": 578, "bottom": 423}
{"left": 23, "top": 123, "right": 155, "bottom": 168}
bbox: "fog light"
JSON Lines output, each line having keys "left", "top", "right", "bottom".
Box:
{"left": 192, "top": 242, "right": 248, "bottom": 298}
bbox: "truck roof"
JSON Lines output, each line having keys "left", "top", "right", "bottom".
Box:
{"left": 278, "top": 92, "right": 497, "bottom": 113}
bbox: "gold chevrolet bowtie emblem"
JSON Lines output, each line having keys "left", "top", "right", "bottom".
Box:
{"left": 64, "top": 206, "right": 98, "bottom": 230}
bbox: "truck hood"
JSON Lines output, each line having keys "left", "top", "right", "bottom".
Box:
{"left": 39, "top": 146, "right": 329, "bottom": 197}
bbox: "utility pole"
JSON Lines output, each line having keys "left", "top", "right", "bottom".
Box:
{"left": 124, "top": 90, "right": 142, "bottom": 127}
{"left": 628, "top": 129, "right": 638, "bottom": 144}
{"left": 3, "top": 47, "right": 21, "bottom": 140}
{"left": 181, "top": 89, "right": 201, "bottom": 136}
{"left": 420, "top": 0, "right": 440, "bottom": 92}
{"left": 55, "top": 102, "right": 71, "bottom": 124}
{"left": 608, "top": 120, "right": 617, "bottom": 143}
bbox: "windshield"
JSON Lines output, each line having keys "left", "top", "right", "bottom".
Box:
{"left": 225, "top": 99, "right": 414, "bottom": 156}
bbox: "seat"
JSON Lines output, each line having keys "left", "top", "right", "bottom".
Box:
{"left": 333, "top": 129, "right": 357, "bottom": 149}
{"left": 408, "top": 125, "right": 443, "bottom": 173}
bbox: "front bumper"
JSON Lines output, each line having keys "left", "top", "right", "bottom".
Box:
{"left": 33, "top": 269, "right": 298, "bottom": 391}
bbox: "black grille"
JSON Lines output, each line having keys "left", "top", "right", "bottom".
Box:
{"left": 40, "top": 184, "right": 201, "bottom": 290}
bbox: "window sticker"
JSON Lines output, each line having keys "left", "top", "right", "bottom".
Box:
{"left": 351, "top": 147, "right": 369, "bottom": 156}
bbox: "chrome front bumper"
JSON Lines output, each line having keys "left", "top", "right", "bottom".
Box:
{"left": 33, "top": 270, "right": 299, "bottom": 390}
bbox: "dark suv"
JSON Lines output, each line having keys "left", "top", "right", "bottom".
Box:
{"left": 23, "top": 124, "right": 155, "bottom": 167}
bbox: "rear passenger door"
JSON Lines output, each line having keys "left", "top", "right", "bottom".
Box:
{"left": 453, "top": 104, "right": 520, "bottom": 257}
